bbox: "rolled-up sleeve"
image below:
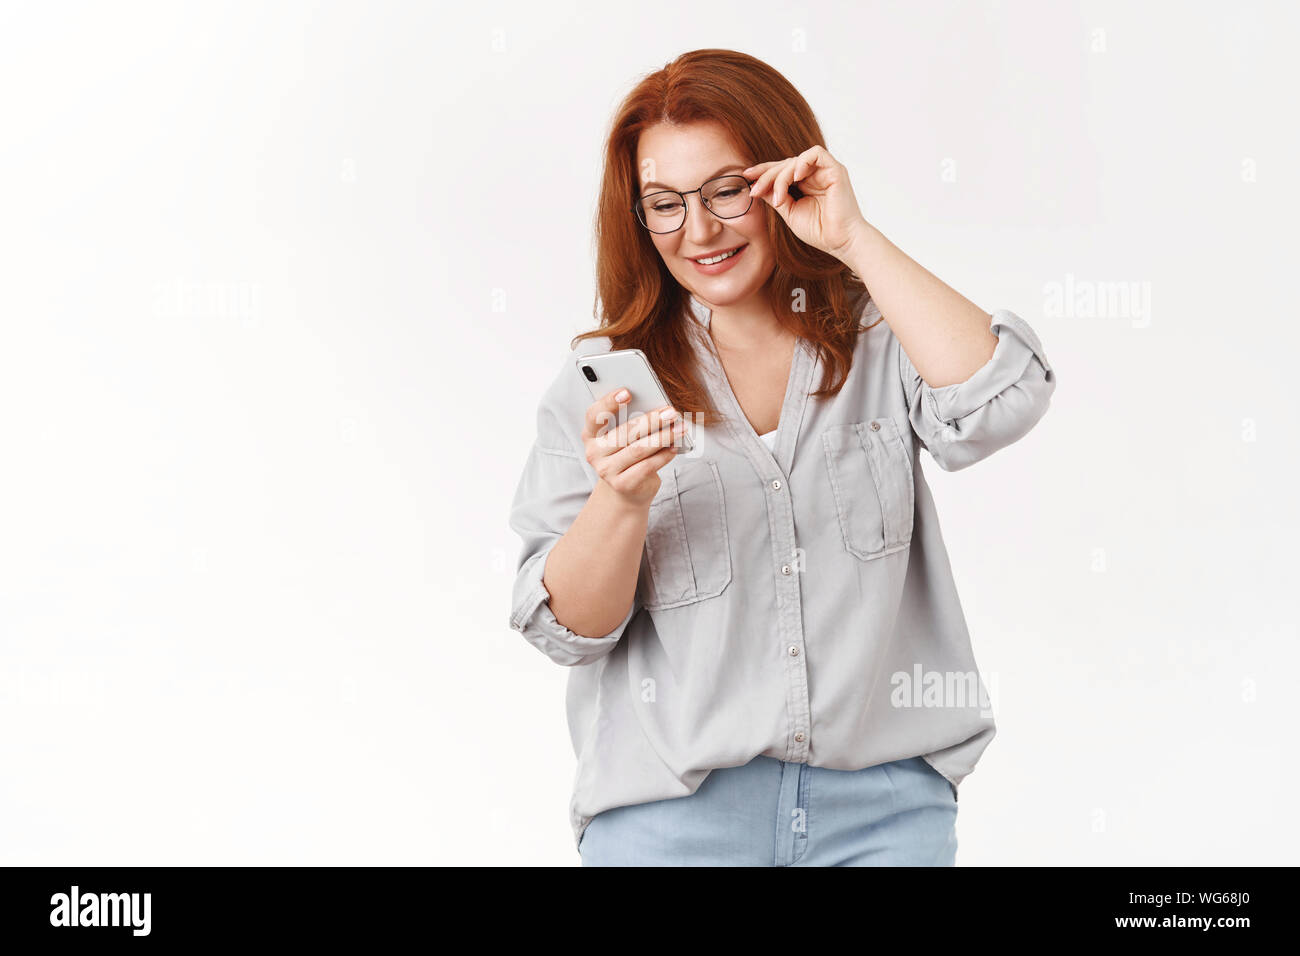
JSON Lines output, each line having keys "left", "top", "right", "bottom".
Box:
{"left": 899, "top": 308, "right": 1056, "bottom": 472}
{"left": 507, "top": 376, "right": 639, "bottom": 667}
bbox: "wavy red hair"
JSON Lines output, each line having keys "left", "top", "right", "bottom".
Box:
{"left": 572, "top": 48, "right": 880, "bottom": 427}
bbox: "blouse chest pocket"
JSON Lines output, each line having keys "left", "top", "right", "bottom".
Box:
{"left": 821, "top": 417, "right": 915, "bottom": 560}
{"left": 638, "top": 457, "right": 732, "bottom": 610}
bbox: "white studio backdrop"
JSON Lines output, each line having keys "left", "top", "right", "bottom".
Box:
{"left": 0, "top": 0, "right": 1295, "bottom": 865}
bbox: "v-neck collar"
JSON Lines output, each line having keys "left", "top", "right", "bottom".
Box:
{"left": 687, "top": 293, "right": 815, "bottom": 479}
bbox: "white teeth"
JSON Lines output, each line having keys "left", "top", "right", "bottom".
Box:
{"left": 694, "top": 247, "right": 740, "bottom": 265}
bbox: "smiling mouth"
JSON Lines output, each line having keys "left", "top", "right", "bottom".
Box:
{"left": 689, "top": 244, "right": 746, "bottom": 265}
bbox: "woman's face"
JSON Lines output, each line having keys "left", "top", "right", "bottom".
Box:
{"left": 634, "top": 121, "right": 775, "bottom": 311}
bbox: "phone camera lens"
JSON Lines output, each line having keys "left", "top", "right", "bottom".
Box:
{"left": 581, "top": 365, "right": 597, "bottom": 383}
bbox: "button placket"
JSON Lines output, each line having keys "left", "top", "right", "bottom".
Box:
{"left": 695, "top": 313, "right": 814, "bottom": 763}
{"left": 767, "top": 365, "right": 811, "bottom": 762}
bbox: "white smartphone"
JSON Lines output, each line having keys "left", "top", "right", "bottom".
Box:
{"left": 574, "top": 349, "right": 694, "bottom": 453}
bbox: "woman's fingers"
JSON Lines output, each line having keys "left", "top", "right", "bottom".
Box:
{"left": 747, "top": 148, "right": 836, "bottom": 206}
{"left": 582, "top": 388, "right": 683, "bottom": 474}
{"left": 603, "top": 405, "right": 677, "bottom": 453}
{"left": 771, "top": 159, "right": 798, "bottom": 209}
{"left": 747, "top": 158, "right": 785, "bottom": 200}
{"left": 742, "top": 159, "right": 784, "bottom": 193}
{"left": 583, "top": 388, "right": 676, "bottom": 444}
{"left": 599, "top": 417, "right": 687, "bottom": 482}
{"left": 616, "top": 445, "right": 679, "bottom": 488}
{"left": 751, "top": 157, "right": 799, "bottom": 208}
{"left": 582, "top": 387, "right": 631, "bottom": 441}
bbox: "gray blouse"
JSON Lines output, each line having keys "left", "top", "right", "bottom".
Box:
{"left": 507, "top": 288, "right": 1057, "bottom": 849}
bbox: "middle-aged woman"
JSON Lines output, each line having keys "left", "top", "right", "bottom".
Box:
{"left": 507, "top": 48, "right": 1057, "bottom": 866}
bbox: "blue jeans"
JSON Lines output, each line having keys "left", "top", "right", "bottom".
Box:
{"left": 579, "top": 755, "right": 958, "bottom": 866}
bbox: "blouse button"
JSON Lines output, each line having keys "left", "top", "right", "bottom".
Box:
{"left": 771, "top": 478, "right": 782, "bottom": 491}
{"left": 870, "top": 420, "right": 881, "bottom": 431}
{"left": 781, "top": 564, "right": 792, "bottom": 575}
{"left": 794, "top": 732, "right": 806, "bottom": 743}
{"left": 788, "top": 645, "right": 799, "bottom": 656}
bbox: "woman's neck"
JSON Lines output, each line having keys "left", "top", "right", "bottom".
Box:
{"left": 706, "top": 300, "right": 790, "bottom": 353}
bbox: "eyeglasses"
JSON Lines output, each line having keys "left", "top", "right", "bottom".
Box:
{"left": 632, "top": 175, "right": 756, "bottom": 234}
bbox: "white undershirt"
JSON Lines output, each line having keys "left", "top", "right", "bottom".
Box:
{"left": 758, "top": 429, "right": 776, "bottom": 450}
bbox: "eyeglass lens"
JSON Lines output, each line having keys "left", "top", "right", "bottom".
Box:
{"left": 636, "top": 176, "right": 752, "bottom": 233}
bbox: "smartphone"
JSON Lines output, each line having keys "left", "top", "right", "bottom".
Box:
{"left": 575, "top": 349, "right": 694, "bottom": 453}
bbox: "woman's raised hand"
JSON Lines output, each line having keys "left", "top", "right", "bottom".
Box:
{"left": 743, "top": 145, "right": 869, "bottom": 264}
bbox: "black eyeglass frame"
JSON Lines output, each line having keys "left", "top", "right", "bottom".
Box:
{"left": 631, "top": 175, "right": 757, "bottom": 234}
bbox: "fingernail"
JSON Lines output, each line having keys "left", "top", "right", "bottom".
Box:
{"left": 661, "top": 407, "right": 679, "bottom": 422}
{"left": 615, "top": 389, "right": 629, "bottom": 402}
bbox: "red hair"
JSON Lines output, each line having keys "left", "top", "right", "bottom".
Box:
{"left": 572, "top": 48, "right": 879, "bottom": 427}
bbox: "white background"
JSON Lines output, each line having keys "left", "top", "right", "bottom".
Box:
{"left": 1, "top": 0, "right": 1296, "bottom": 865}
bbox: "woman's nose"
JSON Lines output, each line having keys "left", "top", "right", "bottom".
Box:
{"left": 682, "top": 194, "right": 720, "bottom": 242}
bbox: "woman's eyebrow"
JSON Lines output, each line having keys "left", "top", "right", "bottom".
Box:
{"left": 640, "top": 164, "right": 748, "bottom": 193}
